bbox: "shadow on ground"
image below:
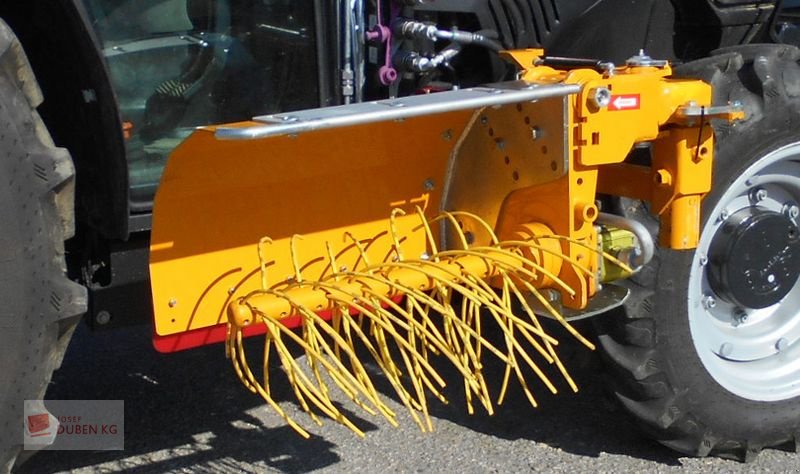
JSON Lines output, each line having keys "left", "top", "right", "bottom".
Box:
{"left": 20, "top": 315, "right": 684, "bottom": 473}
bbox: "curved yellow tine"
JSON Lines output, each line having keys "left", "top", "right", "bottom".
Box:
{"left": 290, "top": 234, "right": 306, "bottom": 283}
{"left": 534, "top": 234, "right": 634, "bottom": 274}
{"left": 436, "top": 247, "right": 577, "bottom": 298}
{"left": 257, "top": 237, "right": 274, "bottom": 290}
{"left": 389, "top": 208, "right": 408, "bottom": 262}
{"left": 498, "top": 240, "right": 594, "bottom": 278}
{"left": 413, "top": 206, "right": 440, "bottom": 259}
{"left": 444, "top": 210, "right": 500, "bottom": 245}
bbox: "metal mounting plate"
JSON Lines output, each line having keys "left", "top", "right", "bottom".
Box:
{"left": 215, "top": 82, "right": 580, "bottom": 140}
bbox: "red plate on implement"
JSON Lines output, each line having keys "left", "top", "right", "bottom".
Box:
{"left": 608, "top": 94, "right": 640, "bottom": 111}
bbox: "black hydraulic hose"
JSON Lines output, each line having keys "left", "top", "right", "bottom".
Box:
{"left": 470, "top": 29, "right": 503, "bottom": 53}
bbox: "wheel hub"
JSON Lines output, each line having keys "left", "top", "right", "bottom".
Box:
{"left": 707, "top": 206, "right": 800, "bottom": 309}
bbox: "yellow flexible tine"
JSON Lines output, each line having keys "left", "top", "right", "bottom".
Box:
{"left": 290, "top": 314, "right": 392, "bottom": 421}
{"left": 429, "top": 212, "right": 470, "bottom": 250}
{"left": 229, "top": 330, "right": 259, "bottom": 394}
{"left": 463, "top": 272, "right": 559, "bottom": 370}
{"left": 302, "top": 323, "right": 333, "bottom": 403}
{"left": 517, "top": 277, "right": 596, "bottom": 351}
{"left": 247, "top": 300, "right": 380, "bottom": 427}
{"left": 339, "top": 284, "right": 452, "bottom": 400}
{"left": 498, "top": 277, "right": 553, "bottom": 398}
{"left": 373, "top": 261, "right": 559, "bottom": 346}
{"left": 337, "top": 309, "right": 395, "bottom": 420}
{"left": 442, "top": 245, "right": 577, "bottom": 297}
{"left": 395, "top": 328, "right": 433, "bottom": 431}
{"left": 257, "top": 237, "right": 274, "bottom": 290}
{"left": 502, "top": 273, "right": 578, "bottom": 392}
{"left": 467, "top": 298, "right": 491, "bottom": 405}
{"left": 403, "top": 303, "right": 431, "bottom": 417}
{"left": 498, "top": 241, "right": 594, "bottom": 278}
{"left": 292, "top": 310, "right": 372, "bottom": 409}
{"left": 413, "top": 206, "right": 440, "bottom": 259}
{"left": 263, "top": 305, "right": 378, "bottom": 434}
{"left": 249, "top": 297, "right": 388, "bottom": 422}
{"left": 534, "top": 235, "right": 634, "bottom": 274}
{"left": 389, "top": 208, "right": 407, "bottom": 262}
{"left": 355, "top": 267, "right": 533, "bottom": 368}
{"left": 264, "top": 316, "right": 328, "bottom": 428}
{"left": 450, "top": 314, "right": 491, "bottom": 414}
{"left": 456, "top": 290, "right": 478, "bottom": 415}
{"left": 436, "top": 247, "right": 576, "bottom": 297}
{"left": 248, "top": 288, "right": 385, "bottom": 396}
{"left": 338, "top": 308, "right": 399, "bottom": 423}
{"left": 305, "top": 289, "right": 443, "bottom": 425}
{"left": 432, "top": 267, "right": 557, "bottom": 363}
{"left": 335, "top": 269, "right": 511, "bottom": 365}
{"left": 320, "top": 287, "right": 451, "bottom": 391}
{"left": 232, "top": 326, "right": 265, "bottom": 394}
{"left": 389, "top": 289, "right": 491, "bottom": 410}
{"left": 461, "top": 289, "right": 557, "bottom": 395}
{"left": 454, "top": 266, "right": 558, "bottom": 363}
{"left": 496, "top": 279, "right": 514, "bottom": 405}
{"left": 339, "top": 279, "right": 453, "bottom": 366}
{"left": 289, "top": 234, "right": 306, "bottom": 283}
{"left": 356, "top": 312, "right": 428, "bottom": 431}
{"left": 234, "top": 326, "right": 321, "bottom": 430}
{"left": 497, "top": 281, "right": 541, "bottom": 407}
{"left": 263, "top": 335, "right": 273, "bottom": 396}
{"left": 271, "top": 334, "right": 364, "bottom": 436}
{"left": 234, "top": 328, "right": 313, "bottom": 438}
{"left": 439, "top": 210, "right": 500, "bottom": 245}
{"left": 501, "top": 283, "right": 541, "bottom": 409}
{"left": 344, "top": 231, "right": 374, "bottom": 269}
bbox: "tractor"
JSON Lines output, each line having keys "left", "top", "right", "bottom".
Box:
{"left": 2, "top": 0, "right": 800, "bottom": 470}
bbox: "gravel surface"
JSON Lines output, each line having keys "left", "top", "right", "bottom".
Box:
{"left": 19, "top": 321, "right": 799, "bottom": 473}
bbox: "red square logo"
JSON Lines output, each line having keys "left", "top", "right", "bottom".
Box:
{"left": 27, "top": 413, "right": 50, "bottom": 434}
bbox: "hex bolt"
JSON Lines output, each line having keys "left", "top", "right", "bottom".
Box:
{"left": 776, "top": 338, "right": 789, "bottom": 352}
{"left": 734, "top": 308, "right": 749, "bottom": 325}
{"left": 749, "top": 187, "right": 768, "bottom": 204}
{"left": 702, "top": 295, "right": 717, "bottom": 310}
{"left": 423, "top": 179, "right": 435, "bottom": 191}
{"left": 719, "top": 342, "right": 733, "bottom": 357}
{"left": 530, "top": 127, "right": 541, "bottom": 141}
{"left": 168, "top": 299, "right": 177, "bottom": 308}
{"left": 95, "top": 310, "right": 111, "bottom": 325}
{"left": 698, "top": 254, "right": 708, "bottom": 266}
{"left": 719, "top": 208, "right": 730, "bottom": 222}
{"left": 495, "top": 139, "right": 506, "bottom": 151}
{"left": 480, "top": 116, "right": 489, "bottom": 125}
{"left": 784, "top": 202, "right": 800, "bottom": 220}
{"left": 441, "top": 129, "right": 453, "bottom": 141}
{"left": 590, "top": 87, "right": 611, "bottom": 109}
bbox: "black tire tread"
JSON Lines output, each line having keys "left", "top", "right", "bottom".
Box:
{"left": 596, "top": 44, "right": 800, "bottom": 462}
{"left": 0, "top": 19, "right": 86, "bottom": 473}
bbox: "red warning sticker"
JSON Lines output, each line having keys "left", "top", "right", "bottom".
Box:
{"left": 608, "top": 94, "right": 641, "bottom": 111}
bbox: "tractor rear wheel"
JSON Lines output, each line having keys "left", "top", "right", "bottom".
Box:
{"left": 596, "top": 44, "right": 800, "bottom": 461}
{"left": 0, "top": 20, "right": 86, "bottom": 472}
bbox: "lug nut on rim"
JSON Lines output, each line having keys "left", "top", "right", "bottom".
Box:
{"left": 702, "top": 295, "right": 717, "bottom": 310}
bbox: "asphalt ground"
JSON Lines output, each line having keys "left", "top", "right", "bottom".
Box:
{"left": 18, "top": 318, "right": 800, "bottom": 473}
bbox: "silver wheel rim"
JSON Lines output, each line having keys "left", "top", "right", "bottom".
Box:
{"left": 688, "top": 142, "right": 800, "bottom": 401}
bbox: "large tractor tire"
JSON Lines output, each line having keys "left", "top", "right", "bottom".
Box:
{"left": 0, "top": 21, "right": 86, "bottom": 472}
{"left": 596, "top": 44, "right": 800, "bottom": 461}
